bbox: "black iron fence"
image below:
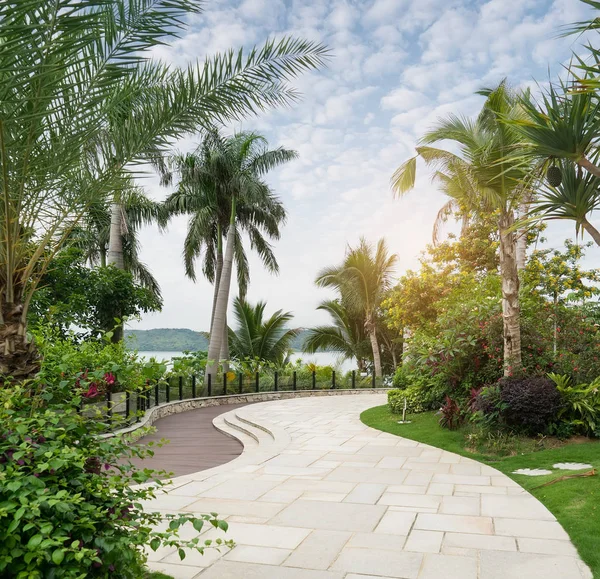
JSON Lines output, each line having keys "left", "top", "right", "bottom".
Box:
{"left": 89, "top": 370, "right": 391, "bottom": 433}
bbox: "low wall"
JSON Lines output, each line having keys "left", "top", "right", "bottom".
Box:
{"left": 105, "top": 388, "right": 390, "bottom": 439}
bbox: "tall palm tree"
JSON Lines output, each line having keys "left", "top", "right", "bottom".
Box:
{"left": 0, "top": 0, "right": 328, "bottom": 379}
{"left": 160, "top": 130, "right": 287, "bottom": 326}
{"left": 228, "top": 297, "right": 298, "bottom": 368}
{"left": 201, "top": 132, "right": 298, "bottom": 381}
{"left": 392, "top": 83, "right": 532, "bottom": 375}
{"left": 316, "top": 238, "right": 397, "bottom": 378}
{"left": 303, "top": 299, "right": 370, "bottom": 371}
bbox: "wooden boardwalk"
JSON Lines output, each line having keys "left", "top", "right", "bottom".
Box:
{"left": 130, "top": 403, "right": 249, "bottom": 478}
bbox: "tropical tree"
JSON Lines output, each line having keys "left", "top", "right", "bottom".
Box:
{"left": 201, "top": 133, "right": 298, "bottom": 381}
{"left": 392, "top": 83, "right": 533, "bottom": 375}
{"left": 0, "top": 0, "right": 327, "bottom": 379}
{"left": 161, "top": 130, "right": 288, "bottom": 335}
{"left": 70, "top": 186, "right": 164, "bottom": 299}
{"left": 303, "top": 300, "right": 371, "bottom": 371}
{"left": 316, "top": 238, "right": 397, "bottom": 378}
{"left": 507, "top": 3, "right": 600, "bottom": 242}
{"left": 228, "top": 297, "right": 298, "bottom": 368}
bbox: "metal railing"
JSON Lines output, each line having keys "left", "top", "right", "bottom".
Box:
{"left": 88, "top": 369, "right": 390, "bottom": 432}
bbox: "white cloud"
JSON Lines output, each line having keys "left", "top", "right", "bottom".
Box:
{"left": 130, "top": 0, "right": 600, "bottom": 333}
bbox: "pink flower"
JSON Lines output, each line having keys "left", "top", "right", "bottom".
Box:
{"left": 83, "top": 384, "right": 99, "bottom": 399}
{"left": 103, "top": 373, "right": 116, "bottom": 386}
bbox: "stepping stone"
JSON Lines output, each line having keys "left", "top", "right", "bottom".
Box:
{"left": 512, "top": 468, "right": 552, "bottom": 476}
{"left": 553, "top": 463, "right": 593, "bottom": 471}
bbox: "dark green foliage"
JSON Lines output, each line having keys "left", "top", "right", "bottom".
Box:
{"left": 0, "top": 384, "right": 231, "bottom": 578}
{"left": 438, "top": 396, "right": 464, "bottom": 429}
{"left": 486, "top": 377, "right": 562, "bottom": 435}
{"left": 30, "top": 250, "right": 161, "bottom": 340}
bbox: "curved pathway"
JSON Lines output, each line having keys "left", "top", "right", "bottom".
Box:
{"left": 131, "top": 403, "right": 248, "bottom": 477}
{"left": 145, "top": 394, "right": 591, "bottom": 579}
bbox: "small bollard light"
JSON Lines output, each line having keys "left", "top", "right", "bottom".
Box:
{"left": 397, "top": 397, "right": 412, "bottom": 424}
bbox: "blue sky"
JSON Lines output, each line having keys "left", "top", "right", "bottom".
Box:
{"left": 133, "top": 0, "right": 597, "bottom": 332}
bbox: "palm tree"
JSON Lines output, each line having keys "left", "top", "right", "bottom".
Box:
{"left": 0, "top": 0, "right": 328, "bottom": 379}
{"left": 509, "top": 81, "right": 600, "bottom": 243}
{"left": 303, "top": 300, "right": 370, "bottom": 371}
{"left": 392, "top": 83, "right": 532, "bottom": 375}
{"left": 316, "top": 238, "right": 397, "bottom": 378}
{"left": 228, "top": 297, "right": 298, "bottom": 368}
{"left": 160, "top": 130, "right": 287, "bottom": 326}
{"left": 201, "top": 133, "right": 298, "bottom": 381}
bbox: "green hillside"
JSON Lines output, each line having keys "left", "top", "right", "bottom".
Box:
{"left": 125, "top": 328, "right": 310, "bottom": 352}
{"left": 125, "top": 328, "right": 209, "bottom": 352}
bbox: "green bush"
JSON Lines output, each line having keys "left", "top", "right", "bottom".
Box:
{"left": 36, "top": 329, "right": 167, "bottom": 396}
{"left": 549, "top": 373, "right": 600, "bottom": 436}
{"left": 0, "top": 384, "right": 231, "bottom": 578}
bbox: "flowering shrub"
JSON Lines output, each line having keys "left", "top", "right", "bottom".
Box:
{"left": 0, "top": 383, "right": 231, "bottom": 578}
{"left": 36, "top": 328, "right": 167, "bottom": 398}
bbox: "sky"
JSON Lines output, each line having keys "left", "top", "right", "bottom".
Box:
{"left": 131, "top": 0, "right": 597, "bottom": 333}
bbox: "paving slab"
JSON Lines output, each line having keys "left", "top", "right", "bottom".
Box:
{"left": 141, "top": 394, "right": 589, "bottom": 579}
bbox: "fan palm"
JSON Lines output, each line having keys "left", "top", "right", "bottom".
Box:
{"left": 0, "top": 0, "right": 328, "bottom": 379}
{"left": 199, "top": 132, "right": 297, "bottom": 381}
{"left": 316, "top": 238, "right": 397, "bottom": 378}
{"left": 228, "top": 297, "right": 298, "bottom": 368}
{"left": 392, "top": 83, "right": 532, "bottom": 375}
{"left": 303, "top": 300, "right": 370, "bottom": 371}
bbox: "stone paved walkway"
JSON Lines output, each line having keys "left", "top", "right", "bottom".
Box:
{"left": 145, "top": 393, "right": 592, "bottom": 579}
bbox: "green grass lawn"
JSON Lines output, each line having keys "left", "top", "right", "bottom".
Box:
{"left": 361, "top": 405, "right": 600, "bottom": 578}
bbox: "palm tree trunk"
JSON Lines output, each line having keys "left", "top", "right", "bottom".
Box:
{"left": 498, "top": 210, "right": 522, "bottom": 375}
{"left": 209, "top": 231, "right": 223, "bottom": 336}
{"left": 107, "top": 203, "right": 124, "bottom": 269}
{"left": 205, "top": 199, "right": 236, "bottom": 382}
{"left": 582, "top": 218, "right": 600, "bottom": 246}
{"left": 100, "top": 246, "right": 107, "bottom": 268}
{"left": 367, "top": 321, "right": 383, "bottom": 378}
{"left": 220, "top": 312, "right": 230, "bottom": 374}
{"left": 0, "top": 296, "right": 40, "bottom": 380}
{"left": 107, "top": 202, "right": 124, "bottom": 342}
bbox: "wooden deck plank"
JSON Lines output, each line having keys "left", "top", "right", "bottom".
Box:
{"left": 129, "top": 403, "right": 249, "bottom": 478}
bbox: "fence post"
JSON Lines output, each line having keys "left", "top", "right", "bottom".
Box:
{"left": 239, "top": 373, "right": 243, "bottom": 394}
{"left": 312, "top": 371, "right": 316, "bottom": 390}
{"left": 106, "top": 390, "right": 112, "bottom": 420}
{"left": 372, "top": 371, "right": 376, "bottom": 389}
{"left": 192, "top": 375, "right": 196, "bottom": 398}
{"left": 125, "top": 391, "right": 130, "bottom": 419}
{"left": 274, "top": 371, "right": 278, "bottom": 392}
{"left": 255, "top": 372, "right": 259, "bottom": 393}
{"left": 208, "top": 373, "right": 212, "bottom": 397}
{"left": 155, "top": 381, "right": 159, "bottom": 406}
{"left": 166, "top": 380, "right": 170, "bottom": 403}
{"left": 352, "top": 370, "right": 356, "bottom": 389}
{"left": 223, "top": 372, "right": 227, "bottom": 396}
{"left": 178, "top": 376, "right": 183, "bottom": 400}
{"left": 293, "top": 371, "right": 297, "bottom": 391}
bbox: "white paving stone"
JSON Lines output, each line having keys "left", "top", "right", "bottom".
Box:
{"left": 143, "top": 394, "right": 587, "bottom": 579}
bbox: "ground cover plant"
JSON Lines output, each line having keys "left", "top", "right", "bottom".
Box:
{"left": 361, "top": 405, "right": 600, "bottom": 577}
{"left": 0, "top": 382, "right": 232, "bottom": 579}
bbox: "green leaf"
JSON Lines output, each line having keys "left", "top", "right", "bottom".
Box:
{"left": 27, "top": 535, "right": 43, "bottom": 549}
{"left": 178, "top": 548, "right": 186, "bottom": 560}
{"left": 149, "top": 538, "right": 160, "bottom": 552}
{"left": 192, "top": 519, "right": 204, "bottom": 532}
{"left": 51, "top": 549, "right": 65, "bottom": 565}
{"left": 217, "top": 520, "right": 228, "bottom": 532}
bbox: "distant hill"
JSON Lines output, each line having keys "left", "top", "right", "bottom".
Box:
{"left": 125, "top": 328, "right": 208, "bottom": 352}
{"left": 125, "top": 328, "right": 311, "bottom": 352}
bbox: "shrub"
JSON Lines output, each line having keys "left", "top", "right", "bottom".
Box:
{"left": 438, "top": 396, "right": 463, "bottom": 429}
{"left": 0, "top": 384, "right": 231, "bottom": 578}
{"left": 549, "top": 373, "right": 600, "bottom": 436}
{"left": 472, "top": 384, "right": 508, "bottom": 430}
{"left": 498, "top": 376, "right": 562, "bottom": 435}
